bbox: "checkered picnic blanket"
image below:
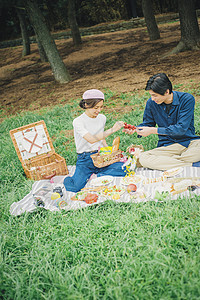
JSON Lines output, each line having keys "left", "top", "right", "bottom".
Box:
{"left": 10, "top": 166, "right": 200, "bottom": 216}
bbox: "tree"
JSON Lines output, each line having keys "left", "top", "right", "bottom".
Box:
{"left": 169, "top": 0, "right": 200, "bottom": 54}
{"left": 16, "top": 6, "right": 30, "bottom": 56}
{"left": 127, "top": 0, "right": 138, "bottom": 18}
{"left": 35, "top": 34, "right": 48, "bottom": 62}
{"left": 142, "top": 0, "right": 160, "bottom": 41}
{"left": 24, "top": 0, "right": 71, "bottom": 83}
{"left": 67, "top": 0, "right": 82, "bottom": 46}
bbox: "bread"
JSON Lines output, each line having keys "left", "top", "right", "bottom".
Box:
{"left": 112, "top": 136, "right": 120, "bottom": 152}
{"left": 171, "top": 179, "right": 192, "bottom": 194}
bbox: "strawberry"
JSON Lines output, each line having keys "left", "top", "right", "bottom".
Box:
{"left": 124, "top": 123, "right": 136, "bottom": 130}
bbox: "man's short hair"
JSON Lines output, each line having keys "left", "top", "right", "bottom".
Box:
{"left": 145, "top": 73, "right": 173, "bottom": 95}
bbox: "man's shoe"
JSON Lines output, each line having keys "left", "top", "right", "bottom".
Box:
{"left": 192, "top": 161, "right": 200, "bottom": 167}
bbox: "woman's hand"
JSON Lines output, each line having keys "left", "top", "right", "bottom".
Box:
{"left": 112, "top": 121, "right": 124, "bottom": 132}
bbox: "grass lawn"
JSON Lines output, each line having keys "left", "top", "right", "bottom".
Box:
{"left": 0, "top": 89, "right": 200, "bottom": 299}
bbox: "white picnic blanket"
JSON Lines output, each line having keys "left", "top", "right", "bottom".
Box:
{"left": 10, "top": 166, "right": 200, "bottom": 216}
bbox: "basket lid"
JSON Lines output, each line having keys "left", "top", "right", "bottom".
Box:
{"left": 9, "top": 120, "right": 55, "bottom": 164}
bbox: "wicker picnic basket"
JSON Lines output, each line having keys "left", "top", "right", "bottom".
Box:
{"left": 91, "top": 150, "right": 123, "bottom": 168}
{"left": 9, "top": 120, "right": 68, "bottom": 180}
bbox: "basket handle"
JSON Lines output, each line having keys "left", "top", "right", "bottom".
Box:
{"left": 42, "top": 170, "right": 56, "bottom": 179}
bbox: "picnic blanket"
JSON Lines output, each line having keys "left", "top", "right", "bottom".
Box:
{"left": 10, "top": 166, "right": 200, "bottom": 216}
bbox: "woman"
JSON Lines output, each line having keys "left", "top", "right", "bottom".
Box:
{"left": 64, "top": 89, "right": 125, "bottom": 192}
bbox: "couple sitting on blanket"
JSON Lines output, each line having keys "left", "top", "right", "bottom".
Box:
{"left": 64, "top": 73, "right": 200, "bottom": 193}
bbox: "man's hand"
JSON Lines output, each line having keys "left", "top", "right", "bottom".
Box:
{"left": 136, "top": 127, "right": 158, "bottom": 137}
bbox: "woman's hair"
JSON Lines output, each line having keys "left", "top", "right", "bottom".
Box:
{"left": 79, "top": 98, "right": 103, "bottom": 109}
{"left": 145, "top": 73, "right": 173, "bottom": 95}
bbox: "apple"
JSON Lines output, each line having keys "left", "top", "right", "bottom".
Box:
{"left": 127, "top": 184, "right": 137, "bottom": 193}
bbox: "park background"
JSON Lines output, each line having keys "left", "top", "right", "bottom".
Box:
{"left": 0, "top": 0, "right": 200, "bottom": 299}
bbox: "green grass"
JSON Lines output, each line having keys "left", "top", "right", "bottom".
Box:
{"left": 0, "top": 90, "right": 200, "bottom": 299}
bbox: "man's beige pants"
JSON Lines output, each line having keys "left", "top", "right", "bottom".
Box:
{"left": 139, "top": 139, "right": 200, "bottom": 171}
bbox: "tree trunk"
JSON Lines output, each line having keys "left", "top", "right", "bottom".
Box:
{"left": 142, "top": 0, "right": 160, "bottom": 41}
{"left": 16, "top": 7, "right": 30, "bottom": 57}
{"left": 178, "top": 0, "right": 200, "bottom": 50}
{"left": 35, "top": 34, "right": 48, "bottom": 62}
{"left": 129, "top": 0, "right": 138, "bottom": 18}
{"left": 164, "top": 0, "right": 200, "bottom": 56}
{"left": 24, "top": 0, "right": 71, "bottom": 83}
{"left": 67, "top": 0, "right": 82, "bottom": 46}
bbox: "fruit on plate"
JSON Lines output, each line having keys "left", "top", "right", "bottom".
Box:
{"left": 127, "top": 184, "right": 137, "bottom": 193}
{"left": 84, "top": 193, "right": 98, "bottom": 204}
{"left": 124, "top": 123, "right": 136, "bottom": 130}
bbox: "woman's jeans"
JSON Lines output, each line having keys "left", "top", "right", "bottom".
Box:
{"left": 64, "top": 151, "right": 126, "bottom": 192}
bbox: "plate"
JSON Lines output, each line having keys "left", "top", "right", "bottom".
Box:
{"left": 100, "top": 185, "right": 126, "bottom": 200}
{"left": 90, "top": 175, "right": 113, "bottom": 186}
{"left": 71, "top": 191, "right": 88, "bottom": 201}
{"left": 162, "top": 167, "right": 183, "bottom": 178}
{"left": 121, "top": 175, "right": 143, "bottom": 185}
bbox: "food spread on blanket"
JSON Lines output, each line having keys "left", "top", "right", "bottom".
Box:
{"left": 71, "top": 169, "right": 200, "bottom": 205}
{"left": 70, "top": 161, "right": 199, "bottom": 205}
{"left": 10, "top": 165, "right": 200, "bottom": 217}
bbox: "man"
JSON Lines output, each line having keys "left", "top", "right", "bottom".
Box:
{"left": 125, "top": 73, "right": 200, "bottom": 170}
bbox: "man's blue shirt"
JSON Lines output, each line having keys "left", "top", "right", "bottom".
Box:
{"left": 139, "top": 91, "right": 200, "bottom": 147}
